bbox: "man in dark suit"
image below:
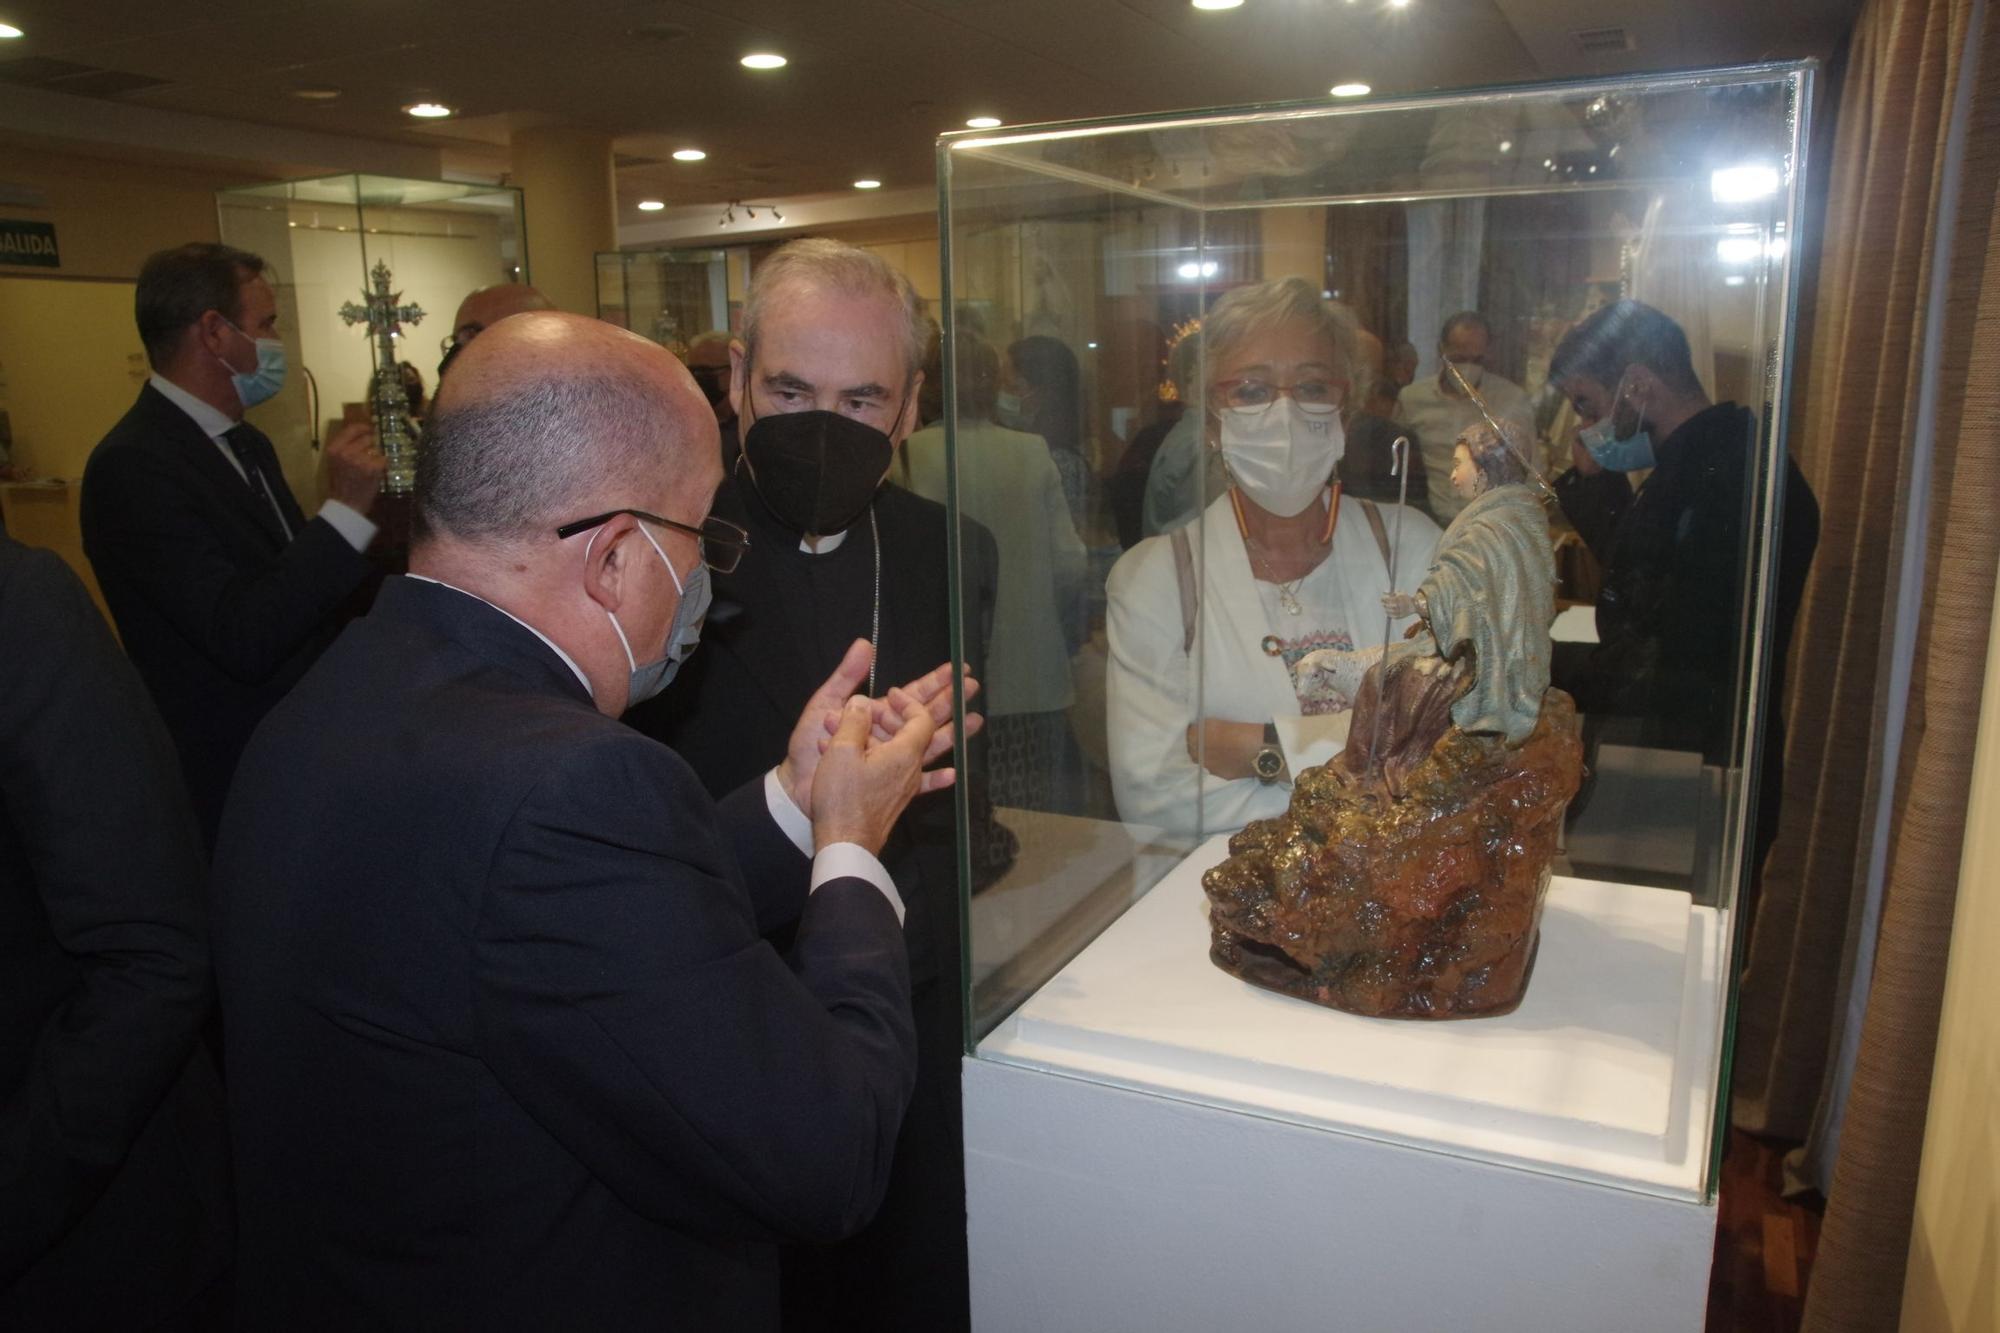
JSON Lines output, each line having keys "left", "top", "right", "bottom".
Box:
{"left": 629, "top": 237, "right": 994, "bottom": 1332}
{"left": 212, "top": 311, "right": 968, "bottom": 1330}
{"left": 82, "top": 241, "right": 387, "bottom": 849}
{"left": 0, "top": 535, "right": 232, "bottom": 1329}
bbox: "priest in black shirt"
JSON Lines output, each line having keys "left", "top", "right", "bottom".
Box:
{"left": 628, "top": 238, "right": 997, "bottom": 1332}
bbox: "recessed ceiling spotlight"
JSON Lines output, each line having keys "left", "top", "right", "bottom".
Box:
{"left": 1330, "top": 82, "right": 1370, "bottom": 97}
{"left": 637, "top": 200, "right": 666, "bottom": 212}
{"left": 854, "top": 178, "right": 882, "bottom": 190}
{"left": 740, "top": 52, "right": 787, "bottom": 70}
{"left": 289, "top": 85, "right": 343, "bottom": 101}
{"left": 1498, "top": 139, "right": 1513, "bottom": 152}
{"left": 672, "top": 148, "right": 707, "bottom": 162}
{"left": 966, "top": 116, "right": 1002, "bottom": 129}
{"left": 1191, "top": 0, "right": 1243, "bottom": 9}
{"left": 1387, "top": 0, "right": 1411, "bottom": 8}
{"left": 0, "top": 22, "right": 22, "bottom": 38}
{"left": 404, "top": 102, "right": 456, "bottom": 119}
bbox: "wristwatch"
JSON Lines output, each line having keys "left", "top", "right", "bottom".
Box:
{"left": 1252, "top": 722, "right": 1287, "bottom": 785}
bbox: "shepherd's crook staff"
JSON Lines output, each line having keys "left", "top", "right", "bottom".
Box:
{"left": 1369, "top": 434, "right": 1412, "bottom": 769}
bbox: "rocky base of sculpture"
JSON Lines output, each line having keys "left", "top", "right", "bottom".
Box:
{"left": 1202, "top": 690, "right": 1584, "bottom": 1020}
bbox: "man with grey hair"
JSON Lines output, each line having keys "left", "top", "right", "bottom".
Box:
{"left": 629, "top": 237, "right": 995, "bottom": 1330}
{"left": 212, "top": 311, "right": 973, "bottom": 1328}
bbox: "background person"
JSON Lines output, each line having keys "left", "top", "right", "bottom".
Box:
{"left": 1106, "top": 278, "right": 1442, "bottom": 837}
{"left": 81, "top": 241, "right": 386, "bottom": 850}
{"left": 905, "top": 331, "right": 1088, "bottom": 812}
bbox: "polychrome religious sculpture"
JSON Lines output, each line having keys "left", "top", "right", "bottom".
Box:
{"left": 1204, "top": 420, "right": 1584, "bottom": 1019}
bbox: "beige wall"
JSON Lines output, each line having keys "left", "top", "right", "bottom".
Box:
{"left": 0, "top": 142, "right": 247, "bottom": 279}
{"left": 1901, "top": 572, "right": 2000, "bottom": 1332}
{"left": 0, "top": 275, "right": 150, "bottom": 480}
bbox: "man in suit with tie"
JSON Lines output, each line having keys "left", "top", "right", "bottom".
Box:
{"left": 213, "top": 311, "right": 964, "bottom": 1328}
{"left": 82, "top": 241, "right": 387, "bottom": 849}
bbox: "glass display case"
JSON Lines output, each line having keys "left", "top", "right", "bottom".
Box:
{"left": 595, "top": 247, "right": 753, "bottom": 353}
{"left": 216, "top": 174, "right": 526, "bottom": 500}
{"left": 941, "top": 64, "right": 1811, "bottom": 1210}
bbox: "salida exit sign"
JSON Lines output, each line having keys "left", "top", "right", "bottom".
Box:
{"left": 0, "top": 220, "right": 59, "bottom": 267}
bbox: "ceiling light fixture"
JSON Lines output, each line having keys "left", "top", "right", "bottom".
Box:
{"left": 1498, "top": 139, "right": 1513, "bottom": 152}
{"left": 0, "top": 23, "right": 22, "bottom": 38}
{"left": 289, "top": 86, "right": 343, "bottom": 101}
{"left": 966, "top": 116, "right": 1002, "bottom": 129}
{"left": 404, "top": 101, "right": 456, "bottom": 119}
{"left": 1330, "top": 82, "right": 1370, "bottom": 97}
{"left": 1191, "top": 0, "right": 1243, "bottom": 9}
{"left": 672, "top": 148, "right": 707, "bottom": 162}
{"left": 1387, "top": 0, "right": 1411, "bottom": 9}
{"left": 637, "top": 199, "right": 666, "bottom": 212}
{"left": 854, "top": 178, "right": 882, "bottom": 190}
{"left": 740, "top": 52, "right": 787, "bottom": 70}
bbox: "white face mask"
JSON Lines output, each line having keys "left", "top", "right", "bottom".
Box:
{"left": 1219, "top": 398, "right": 1344, "bottom": 517}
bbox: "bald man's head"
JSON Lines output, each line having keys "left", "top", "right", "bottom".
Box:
{"left": 452, "top": 283, "right": 552, "bottom": 339}
{"left": 418, "top": 311, "right": 719, "bottom": 549}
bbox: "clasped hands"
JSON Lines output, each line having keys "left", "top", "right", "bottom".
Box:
{"left": 777, "top": 638, "right": 983, "bottom": 857}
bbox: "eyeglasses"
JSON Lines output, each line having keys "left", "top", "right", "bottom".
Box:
{"left": 554, "top": 508, "right": 751, "bottom": 574}
{"left": 1211, "top": 377, "right": 1345, "bottom": 416}
{"left": 439, "top": 323, "right": 484, "bottom": 357}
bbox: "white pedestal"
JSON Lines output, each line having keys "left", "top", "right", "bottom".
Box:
{"left": 965, "top": 836, "right": 1727, "bottom": 1332}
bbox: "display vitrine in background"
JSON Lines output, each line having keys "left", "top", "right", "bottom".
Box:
{"left": 217, "top": 174, "right": 526, "bottom": 504}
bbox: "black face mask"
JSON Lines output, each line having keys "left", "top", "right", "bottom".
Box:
{"left": 740, "top": 408, "right": 897, "bottom": 536}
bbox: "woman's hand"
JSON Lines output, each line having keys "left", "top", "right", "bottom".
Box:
{"left": 1185, "top": 718, "right": 1269, "bottom": 781}
{"left": 1381, "top": 591, "right": 1417, "bottom": 618}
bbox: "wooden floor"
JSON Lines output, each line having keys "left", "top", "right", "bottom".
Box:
{"left": 1707, "top": 1130, "right": 1825, "bottom": 1332}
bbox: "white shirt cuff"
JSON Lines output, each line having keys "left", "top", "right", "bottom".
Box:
{"left": 762, "top": 769, "right": 905, "bottom": 923}
{"left": 764, "top": 768, "right": 814, "bottom": 856}
{"left": 812, "top": 842, "right": 905, "bottom": 925}
{"left": 318, "top": 499, "right": 379, "bottom": 552}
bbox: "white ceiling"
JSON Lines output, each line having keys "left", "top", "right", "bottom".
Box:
{"left": 0, "top": 0, "right": 1858, "bottom": 222}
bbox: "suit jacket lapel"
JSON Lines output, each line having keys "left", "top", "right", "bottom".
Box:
{"left": 140, "top": 385, "right": 289, "bottom": 551}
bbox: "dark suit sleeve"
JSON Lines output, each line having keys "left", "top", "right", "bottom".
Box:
{"left": 715, "top": 774, "right": 812, "bottom": 937}
{"left": 81, "top": 442, "right": 371, "bottom": 685}
{"left": 471, "top": 735, "right": 916, "bottom": 1245}
{"left": 0, "top": 548, "right": 211, "bottom": 1285}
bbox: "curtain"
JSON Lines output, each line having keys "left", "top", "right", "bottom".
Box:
{"left": 1727, "top": 0, "right": 1999, "bottom": 1324}
{"left": 1801, "top": 0, "right": 2000, "bottom": 1322}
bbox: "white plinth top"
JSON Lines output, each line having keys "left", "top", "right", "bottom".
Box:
{"left": 978, "top": 834, "right": 1724, "bottom": 1200}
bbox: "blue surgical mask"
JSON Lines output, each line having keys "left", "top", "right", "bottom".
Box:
{"left": 1578, "top": 380, "right": 1654, "bottom": 471}
{"left": 603, "top": 524, "right": 710, "bottom": 708}
{"left": 216, "top": 318, "right": 287, "bottom": 409}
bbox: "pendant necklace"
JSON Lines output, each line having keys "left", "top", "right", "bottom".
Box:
{"left": 1231, "top": 483, "right": 1341, "bottom": 619}
{"left": 867, "top": 504, "right": 881, "bottom": 697}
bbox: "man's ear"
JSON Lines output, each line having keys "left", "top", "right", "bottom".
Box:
{"left": 580, "top": 515, "right": 639, "bottom": 613}
{"left": 728, "top": 340, "right": 749, "bottom": 421}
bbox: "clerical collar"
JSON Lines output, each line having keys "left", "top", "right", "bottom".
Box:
{"left": 800, "top": 529, "right": 849, "bottom": 555}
